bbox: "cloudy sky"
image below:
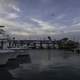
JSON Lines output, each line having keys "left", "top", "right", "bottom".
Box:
{"left": 0, "top": 0, "right": 80, "bottom": 39}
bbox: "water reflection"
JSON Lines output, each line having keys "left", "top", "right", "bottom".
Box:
{"left": 0, "top": 50, "right": 80, "bottom": 80}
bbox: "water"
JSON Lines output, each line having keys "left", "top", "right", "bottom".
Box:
{"left": 0, "top": 49, "right": 80, "bottom": 80}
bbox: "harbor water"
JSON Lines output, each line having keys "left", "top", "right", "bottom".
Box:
{"left": 0, "top": 49, "right": 80, "bottom": 80}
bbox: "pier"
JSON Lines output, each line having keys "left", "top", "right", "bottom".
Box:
{"left": 0, "top": 37, "right": 79, "bottom": 51}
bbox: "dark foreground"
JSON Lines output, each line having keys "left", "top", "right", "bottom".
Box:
{"left": 0, "top": 50, "right": 80, "bottom": 80}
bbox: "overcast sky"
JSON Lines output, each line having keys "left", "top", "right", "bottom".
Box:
{"left": 0, "top": 0, "right": 80, "bottom": 39}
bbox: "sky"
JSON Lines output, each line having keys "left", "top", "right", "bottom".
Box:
{"left": 0, "top": 0, "right": 80, "bottom": 39}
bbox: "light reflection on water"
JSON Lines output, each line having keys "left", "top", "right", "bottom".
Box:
{"left": 1, "top": 50, "right": 80, "bottom": 80}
